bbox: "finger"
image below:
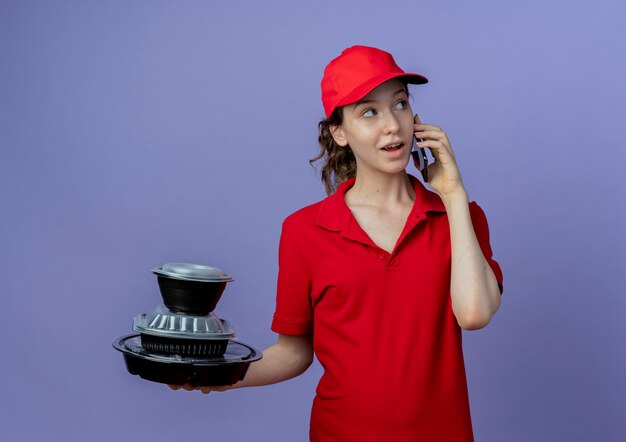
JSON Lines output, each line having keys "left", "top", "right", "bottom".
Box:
{"left": 415, "top": 134, "right": 453, "bottom": 155}
{"left": 168, "top": 385, "right": 181, "bottom": 390}
{"left": 415, "top": 139, "right": 453, "bottom": 163}
{"left": 414, "top": 123, "right": 443, "bottom": 132}
{"left": 416, "top": 139, "right": 445, "bottom": 151}
{"left": 200, "top": 388, "right": 212, "bottom": 394}
{"left": 413, "top": 129, "right": 449, "bottom": 144}
{"left": 183, "top": 384, "right": 196, "bottom": 391}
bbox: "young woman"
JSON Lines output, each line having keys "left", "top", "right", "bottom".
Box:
{"left": 173, "top": 45, "right": 504, "bottom": 442}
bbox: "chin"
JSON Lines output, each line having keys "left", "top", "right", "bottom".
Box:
{"left": 382, "top": 164, "right": 410, "bottom": 176}
{"left": 392, "top": 157, "right": 412, "bottom": 173}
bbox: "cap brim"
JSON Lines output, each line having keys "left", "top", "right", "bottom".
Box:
{"left": 335, "top": 72, "right": 428, "bottom": 109}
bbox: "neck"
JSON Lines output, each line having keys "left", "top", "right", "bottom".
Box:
{"left": 346, "top": 171, "right": 415, "bottom": 208}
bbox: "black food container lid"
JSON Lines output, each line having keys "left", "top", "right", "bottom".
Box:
{"left": 152, "top": 263, "right": 233, "bottom": 282}
{"left": 133, "top": 305, "right": 235, "bottom": 340}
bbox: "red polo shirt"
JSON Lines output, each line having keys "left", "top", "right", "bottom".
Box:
{"left": 272, "top": 175, "right": 503, "bottom": 442}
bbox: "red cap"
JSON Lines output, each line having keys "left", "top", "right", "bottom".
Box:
{"left": 321, "top": 45, "right": 428, "bottom": 118}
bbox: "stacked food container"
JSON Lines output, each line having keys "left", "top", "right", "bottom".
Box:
{"left": 113, "top": 263, "right": 261, "bottom": 387}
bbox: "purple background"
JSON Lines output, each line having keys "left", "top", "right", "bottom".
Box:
{"left": 1, "top": 1, "right": 625, "bottom": 440}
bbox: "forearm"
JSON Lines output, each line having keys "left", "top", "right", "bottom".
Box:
{"left": 228, "top": 333, "right": 314, "bottom": 389}
{"left": 442, "top": 191, "right": 501, "bottom": 330}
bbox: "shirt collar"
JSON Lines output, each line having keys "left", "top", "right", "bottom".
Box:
{"left": 316, "top": 174, "right": 446, "bottom": 232}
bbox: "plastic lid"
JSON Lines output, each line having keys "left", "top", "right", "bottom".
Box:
{"left": 152, "top": 263, "right": 233, "bottom": 282}
{"left": 113, "top": 334, "right": 262, "bottom": 365}
{"left": 133, "top": 305, "right": 235, "bottom": 340}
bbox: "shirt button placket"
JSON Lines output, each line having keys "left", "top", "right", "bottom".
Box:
{"left": 378, "top": 251, "right": 390, "bottom": 269}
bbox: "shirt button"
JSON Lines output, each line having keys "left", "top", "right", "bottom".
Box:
{"left": 379, "top": 253, "right": 387, "bottom": 259}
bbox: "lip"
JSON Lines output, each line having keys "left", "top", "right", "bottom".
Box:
{"left": 379, "top": 141, "right": 408, "bottom": 157}
{"left": 380, "top": 141, "right": 405, "bottom": 150}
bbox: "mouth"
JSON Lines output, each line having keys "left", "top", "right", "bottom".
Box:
{"left": 380, "top": 142, "right": 405, "bottom": 152}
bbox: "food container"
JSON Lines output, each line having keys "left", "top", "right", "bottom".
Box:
{"left": 133, "top": 304, "right": 235, "bottom": 357}
{"left": 113, "top": 334, "right": 261, "bottom": 387}
{"left": 152, "top": 263, "right": 233, "bottom": 315}
{"left": 113, "top": 263, "right": 261, "bottom": 387}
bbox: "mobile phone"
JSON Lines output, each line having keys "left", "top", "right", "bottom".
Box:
{"left": 411, "top": 136, "right": 429, "bottom": 183}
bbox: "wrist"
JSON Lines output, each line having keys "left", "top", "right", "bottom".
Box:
{"left": 440, "top": 189, "right": 469, "bottom": 208}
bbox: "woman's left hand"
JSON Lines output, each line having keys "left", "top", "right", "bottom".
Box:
{"left": 168, "top": 383, "right": 231, "bottom": 394}
{"left": 412, "top": 114, "right": 466, "bottom": 200}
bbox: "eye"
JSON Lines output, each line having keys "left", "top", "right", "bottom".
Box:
{"left": 394, "top": 99, "right": 408, "bottom": 110}
{"left": 362, "top": 108, "right": 377, "bottom": 117}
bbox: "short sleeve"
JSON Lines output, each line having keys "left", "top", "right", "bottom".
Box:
{"left": 271, "top": 219, "right": 314, "bottom": 335}
{"left": 469, "top": 201, "right": 504, "bottom": 294}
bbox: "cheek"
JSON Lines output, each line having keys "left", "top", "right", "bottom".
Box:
{"left": 349, "top": 133, "right": 376, "bottom": 153}
{"left": 402, "top": 111, "right": 415, "bottom": 127}
{"left": 342, "top": 126, "right": 369, "bottom": 150}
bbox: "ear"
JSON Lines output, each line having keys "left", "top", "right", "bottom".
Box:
{"left": 329, "top": 124, "right": 349, "bottom": 147}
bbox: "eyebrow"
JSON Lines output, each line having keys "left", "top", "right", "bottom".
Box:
{"left": 354, "top": 88, "right": 408, "bottom": 107}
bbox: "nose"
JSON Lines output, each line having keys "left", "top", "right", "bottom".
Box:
{"left": 382, "top": 111, "right": 400, "bottom": 134}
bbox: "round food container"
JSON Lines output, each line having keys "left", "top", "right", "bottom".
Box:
{"left": 114, "top": 263, "right": 261, "bottom": 387}
{"left": 133, "top": 304, "right": 235, "bottom": 357}
{"left": 113, "top": 334, "right": 261, "bottom": 387}
{"left": 152, "top": 263, "right": 234, "bottom": 315}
